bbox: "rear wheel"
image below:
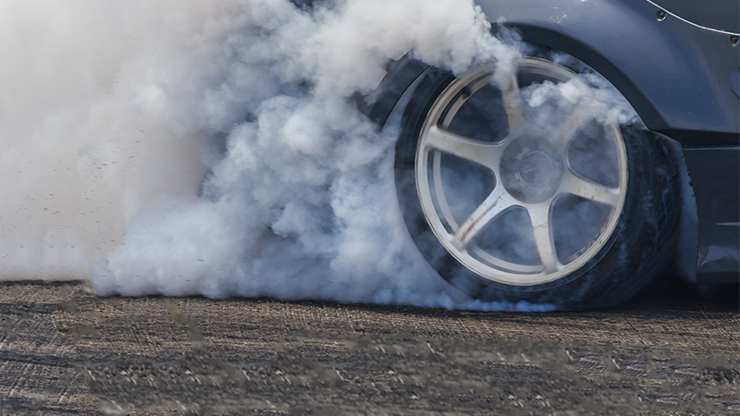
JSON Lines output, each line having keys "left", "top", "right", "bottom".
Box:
{"left": 395, "top": 57, "right": 679, "bottom": 310}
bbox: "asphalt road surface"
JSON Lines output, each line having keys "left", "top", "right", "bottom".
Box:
{"left": 0, "top": 277, "right": 737, "bottom": 415}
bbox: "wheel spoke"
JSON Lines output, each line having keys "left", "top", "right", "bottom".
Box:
{"left": 559, "top": 169, "right": 620, "bottom": 207}
{"left": 425, "top": 125, "right": 501, "bottom": 169}
{"left": 526, "top": 203, "right": 560, "bottom": 274}
{"left": 499, "top": 70, "right": 526, "bottom": 133}
{"left": 452, "top": 185, "right": 515, "bottom": 249}
{"left": 551, "top": 107, "right": 593, "bottom": 151}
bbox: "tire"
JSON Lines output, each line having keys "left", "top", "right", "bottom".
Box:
{"left": 395, "top": 56, "right": 680, "bottom": 310}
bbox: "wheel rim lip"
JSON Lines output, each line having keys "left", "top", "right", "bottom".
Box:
{"left": 414, "top": 58, "right": 629, "bottom": 286}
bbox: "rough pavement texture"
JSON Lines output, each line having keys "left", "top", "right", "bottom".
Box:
{"left": 0, "top": 278, "right": 737, "bottom": 415}
{"left": 0, "top": 283, "right": 94, "bottom": 415}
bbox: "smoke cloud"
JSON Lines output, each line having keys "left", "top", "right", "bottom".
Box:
{"left": 2, "top": 0, "right": 639, "bottom": 311}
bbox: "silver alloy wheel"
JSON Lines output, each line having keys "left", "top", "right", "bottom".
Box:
{"left": 414, "top": 58, "right": 628, "bottom": 286}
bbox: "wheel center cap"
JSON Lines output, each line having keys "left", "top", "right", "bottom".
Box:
{"left": 500, "top": 136, "right": 564, "bottom": 204}
{"left": 519, "top": 151, "right": 554, "bottom": 185}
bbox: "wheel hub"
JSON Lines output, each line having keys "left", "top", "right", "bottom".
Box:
{"left": 500, "top": 136, "right": 564, "bottom": 204}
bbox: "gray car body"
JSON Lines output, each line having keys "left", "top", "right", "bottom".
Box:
{"left": 362, "top": 0, "right": 740, "bottom": 283}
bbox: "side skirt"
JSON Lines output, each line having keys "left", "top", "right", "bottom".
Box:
{"left": 684, "top": 146, "right": 740, "bottom": 283}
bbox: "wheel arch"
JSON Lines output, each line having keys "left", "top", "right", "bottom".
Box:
{"left": 475, "top": 0, "right": 739, "bottom": 145}
{"left": 502, "top": 23, "right": 666, "bottom": 133}
{"left": 361, "top": 26, "right": 665, "bottom": 142}
{"left": 362, "top": 0, "right": 739, "bottom": 146}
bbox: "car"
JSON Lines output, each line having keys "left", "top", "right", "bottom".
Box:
{"left": 356, "top": 0, "right": 740, "bottom": 309}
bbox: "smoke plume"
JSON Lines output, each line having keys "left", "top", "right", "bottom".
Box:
{"left": 2, "top": 0, "right": 640, "bottom": 311}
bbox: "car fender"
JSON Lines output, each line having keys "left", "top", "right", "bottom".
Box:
{"left": 477, "top": 0, "right": 740, "bottom": 145}
{"left": 362, "top": 0, "right": 739, "bottom": 145}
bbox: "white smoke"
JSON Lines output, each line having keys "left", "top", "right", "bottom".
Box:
{"left": 1, "top": 0, "right": 636, "bottom": 311}
{"left": 0, "top": 0, "right": 223, "bottom": 278}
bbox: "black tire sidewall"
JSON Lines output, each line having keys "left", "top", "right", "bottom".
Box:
{"left": 394, "top": 67, "right": 680, "bottom": 310}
